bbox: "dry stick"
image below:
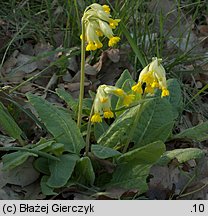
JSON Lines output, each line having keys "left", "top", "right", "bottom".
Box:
{"left": 77, "top": 20, "right": 86, "bottom": 128}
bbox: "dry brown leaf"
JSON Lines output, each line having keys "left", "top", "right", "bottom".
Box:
{"left": 0, "top": 158, "right": 40, "bottom": 188}
{"left": 16, "top": 54, "right": 38, "bottom": 74}
{"left": 64, "top": 82, "right": 90, "bottom": 92}
{"left": 106, "top": 49, "right": 120, "bottom": 63}
{"left": 85, "top": 63, "right": 98, "bottom": 75}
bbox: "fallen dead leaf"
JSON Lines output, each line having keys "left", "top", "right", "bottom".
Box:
{"left": 0, "top": 158, "right": 40, "bottom": 188}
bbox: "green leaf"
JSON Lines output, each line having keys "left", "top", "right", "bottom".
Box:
{"left": 98, "top": 98, "right": 174, "bottom": 149}
{"left": 115, "top": 78, "right": 136, "bottom": 116}
{"left": 158, "top": 148, "right": 205, "bottom": 165}
{"left": 27, "top": 93, "right": 85, "bottom": 153}
{"left": 56, "top": 88, "right": 77, "bottom": 112}
{"left": 115, "top": 69, "right": 134, "bottom": 88}
{"left": 91, "top": 145, "right": 121, "bottom": 159}
{"left": 44, "top": 143, "right": 65, "bottom": 156}
{"left": 117, "top": 141, "right": 165, "bottom": 164}
{"left": 166, "top": 79, "right": 183, "bottom": 119}
{"left": 47, "top": 154, "right": 79, "bottom": 188}
{"left": 111, "top": 69, "right": 135, "bottom": 109}
{"left": 74, "top": 157, "right": 95, "bottom": 186}
{"left": 131, "top": 98, "right": 174, "bottom": 148}
{"left": 108, "top": 141, "right": 165, "bottom": 193}
{"left": 94, "top": 121, "right": 109, "bottom": 141}
{"left": 0, "top": 102, "right": 24, "bottom": 144}
{"left": 120, "top": 22, "right": 147, "bottom": 67}
{"left": 98, "top": 105, "right": 139, "bottom": 148}
{"left": 2, "top": 151, "right": 37, "bottom": 171}
{"left": 33, "top": 157, "right": 50, "bottom": 175}
{"left": 173, "top": 121, "right": 208, "bottom": 142}
{"left": 33, "top": 140, "right": 54, "bottom": 151}
{"left": 41, "top": 176, "right": 57, "bottom": 196}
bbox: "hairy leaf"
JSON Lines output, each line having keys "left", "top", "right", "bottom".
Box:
{"left": 173, "top": 121, "right": 208, "bottom": 142}
{"left": 158, "top": 148, "right": 205, "bottom": 165}
{"left": 27, "top": 93, "right": 85, "bottom": 153}
{"left": 98, "top": 98, "right": 174, "bottom": 149}
{"left": 166, "top": 79, "right": 183, "bottom": 119}
{"left": 94, "top": 121, "right": 109, "bottom": 141}
{"left": 47, "top": 154, "right": 79, "bottom": 188}
{"left": 41, "top": 176, "right": 57, "bottom": 196}
{"left": 74, "top": 157, "right": 95, "bottom": 186}
{"left": 108, "top": 141, "right": 165, "bottom": 193}
{"left": 0, "top": 102, "right": 24, "bottom": 144}
{"left": 56, "top": 88, "right": 77, "bottom": 112}
{"left": 2, "top": 151, "right": 37, "bottom": 171}
{"left": 91, "top": 145, "right": 121, "bottom": 159}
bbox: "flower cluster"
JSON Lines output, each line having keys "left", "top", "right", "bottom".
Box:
{"left": 91, "top": 85, "right": 135, "bottom": 123}
{"left": 132, "top": 57, "right": 169, "bottom": 97}
{"left": 81, "top": 3, "right": 121, "bottom": 51}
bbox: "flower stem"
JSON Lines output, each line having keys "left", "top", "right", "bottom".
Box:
{"left": 85, "top": 102, "right": 94, "bottom": 156}
{"left": 77, "top": 20, "right": 86, "bottom": 128}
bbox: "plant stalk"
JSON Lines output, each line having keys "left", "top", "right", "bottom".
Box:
{"left": 85, "top": 101, "right": 95, "bottom": 156}
{"left": 77, "top": 20, "right": 86, "bottom": 128}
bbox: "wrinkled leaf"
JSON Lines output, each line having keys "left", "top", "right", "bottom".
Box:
{"left": 56, "top": 88, "right": 77, "bottom": 112}
{"left": 112, "top": 69, "right": 134, "bottom": 109}
{"left": 47, "top": 154, "right": 79, "bottom": 188}
{"left": 98, "top": 98, "right": 174, "bottom": 149}
{"left": 158, "top": 148, "right": 205, "bottom": 165}
{"left": 94, "top": 121, "right": 109, "bottom": 141}
{"left": 41, "top": 176, "right": 57, "bottom": 196}
{"left": 108, "top": 141, "right": 165, "bottom": 193}
{"left": 173, "top": 121, "right": 208, "bottom": 142}
{"left": 166, "top": 79, "right": 183, "bottom": 119}
{"left": 74, "top": 157, "right": 95, "bottom": 185}
{"left": 2, "top": 151, "right": 37, "bottom": 171}
{"left": 33, "top": 157, "right": 50, "bottom": 175}
{"left": 27, "top": 93, "right": 85, "bottom": 153}
{"left": 0, "top": 102, "right": 24, "bottom": 144}
{"left": 91, "top": 145, "right": 121, "bottom": 159}
{"left": 131, "top": 98, "right": 174, "bottom": 148}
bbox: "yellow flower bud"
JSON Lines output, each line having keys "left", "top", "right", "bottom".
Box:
{"left": 108, "top": 36, "right": 120, "bottom": 47}
{"left": 132, "top": 83, "right": 143, "bottom": 94}
{"left": 102, "top": 5, "right": 111, "bottom": 14}
{"left": 104, "top": 110, "right": 114, "bottom": 118}
{"left": 109, "top": 19, "right": 121, "bottom": 29}
{"left": 123, "top": 94, "right": 135, "bottom": 106}
{"left": 161, "top": 88, "right": 169, "bottom": 97}
{"left": 91, "top": 113, "right": 102, "bottom": 123}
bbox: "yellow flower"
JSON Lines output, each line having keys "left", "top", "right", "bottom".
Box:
{"left": 104, "top": 110, "right": 114, "bottom": 118}
{"left": 86, "top": 42, "right": 97, "bottom": 51}
{"left": 102, "top": 5, "right": 110, "bottom": 14}
{"left": 108, "top": 36, "right": 120, "bottom": 47}
{"left": 132, "top": 83, "right": 143, "bottom": 94}
{"left": 100, "top": 97, "right": 108, "bottom": 103}
{"left": 109, "top": 18, "right": 121, "bottom": 29}
{"left": 161, "top": 88, "right": 169, "bottom": 97}
{"left": 91, "top": 113, "right": 102, "bottom": 123}
{"left": 145, "top": 85, "right": 154, "bottom": 94}
{"left": 123, "top": 94, "right": 135, "bottom": 106}
{"left": 132, "top": 57, "right": 169, "bottom": 97}
{"left": 91, "top": 85, "right": 133, "bottom": 123}
{"left": 112, "top": 88, "right": 125, "bottom": 96}
{"left": 82, "top": 3, "right": 121, "bottom": 51}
